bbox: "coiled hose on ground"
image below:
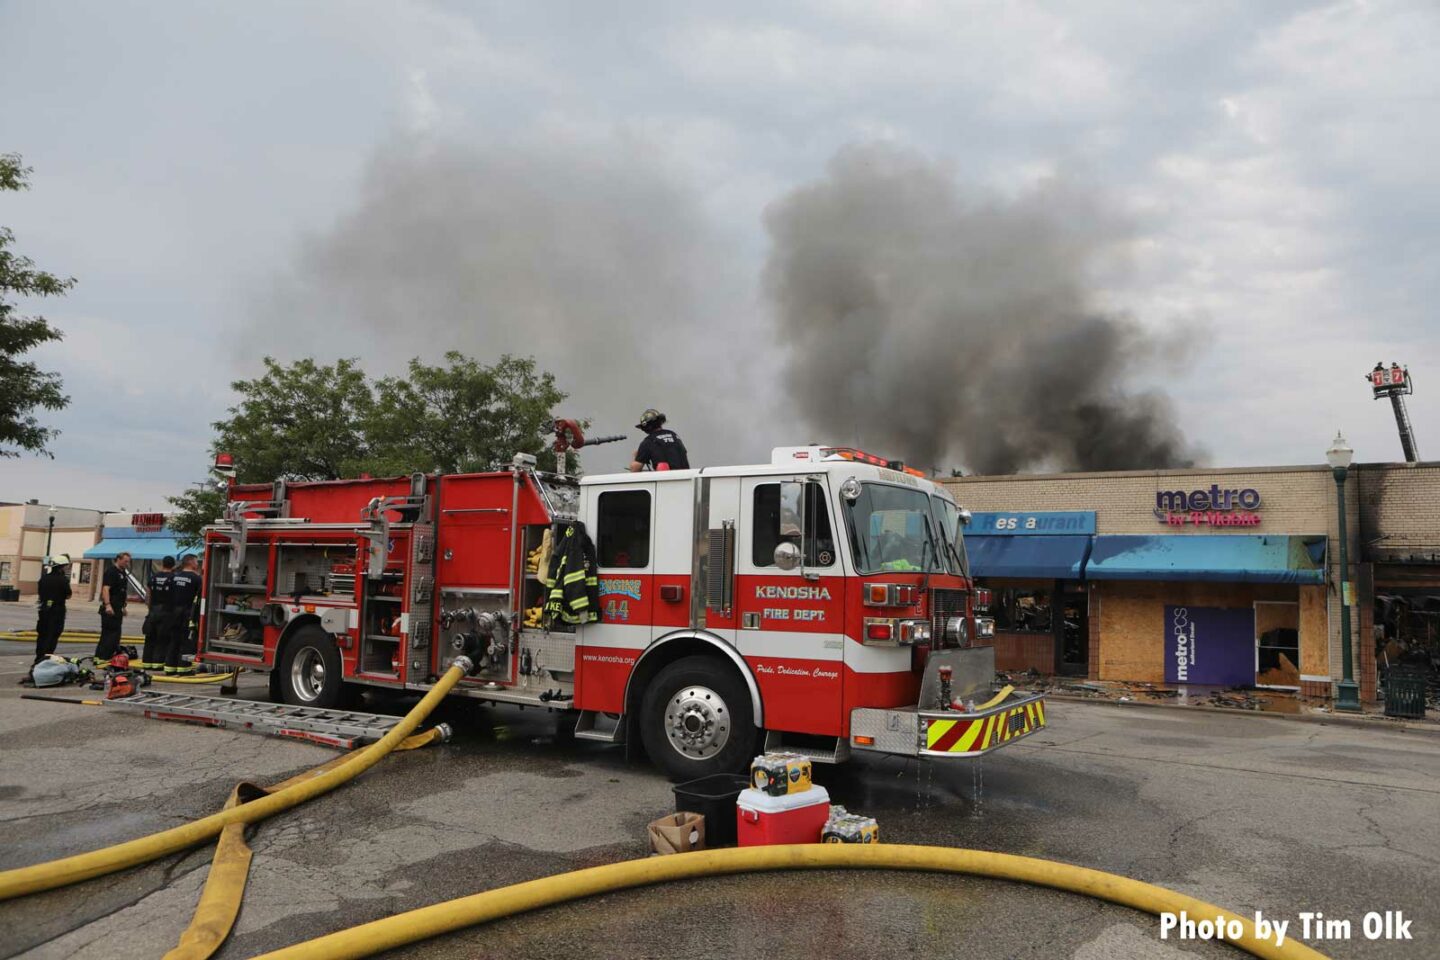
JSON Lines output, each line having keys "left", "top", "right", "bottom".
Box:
{"left": 0, "top": 658, "right": 472, "bottom": 901}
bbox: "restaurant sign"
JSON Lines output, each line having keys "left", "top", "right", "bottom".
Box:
{"left": 131, "top": 512, "right": 166, "bottom": 533}
{"left": 1154, "top": 486, "right": 1261, "bottom": 528}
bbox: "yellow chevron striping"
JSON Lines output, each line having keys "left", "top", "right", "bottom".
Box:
{"left": 979, "top": 714, "right": 997, "bottom": 750}
{"left": 926, "top": 718, "right": 958, "bottom": 749}
{"left": 954, "top": 718, "right": 984, "bottom": 753}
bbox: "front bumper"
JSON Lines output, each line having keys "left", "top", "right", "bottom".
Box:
{"left": 849, "top": 691, "right": 1047, "bottom": 758}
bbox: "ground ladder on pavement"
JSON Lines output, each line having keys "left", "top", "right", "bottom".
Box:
{"left": 102, "top": 692, "right": 405, "bottom": 749}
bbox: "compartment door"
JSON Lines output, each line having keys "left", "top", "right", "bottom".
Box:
{"left": 736, "top": 475, "right": 844, "bottom": 736}
{"left": 574, "top": 482, "right": 655, "bottom": 712}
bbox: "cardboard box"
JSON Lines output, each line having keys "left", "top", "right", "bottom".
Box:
{"left": 648, "top": 811, "right": 705, "bottom": 855}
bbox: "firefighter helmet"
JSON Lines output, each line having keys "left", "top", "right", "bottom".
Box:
{"left": 636, "top": 408, "right": 666, "bottom": 432}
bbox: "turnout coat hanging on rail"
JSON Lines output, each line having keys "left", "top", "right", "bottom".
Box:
{"left": 543, "top": 523, "right": 599, "bottom": 625}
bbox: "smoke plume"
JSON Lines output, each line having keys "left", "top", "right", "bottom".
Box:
{"left": 764, "top": 144, "right": 1197, "bottom": 475}
{"left": 253, "top": 137, "right": 770, "bottom": 472}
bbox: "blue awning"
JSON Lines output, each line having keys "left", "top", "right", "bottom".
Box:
{"left": 84, "top": 538, "right": 196, "bottom": 561}
{"left": 967, "top": 535, "right": 1091, "bottom": 580}
{"left": 1086, "top": 535, "right": 1326, "bottom": 584}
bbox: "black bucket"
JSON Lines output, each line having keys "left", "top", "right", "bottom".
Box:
{"left": 673, "top": 774, "right": 749, "bottom": 847}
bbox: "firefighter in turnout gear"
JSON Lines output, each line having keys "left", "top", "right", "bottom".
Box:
{"left": 543, "top": 524, "right": 600, "bottom": 625}
{"left": 163, "top": 555, "right": 203, "bottom": 674}
{"left": 95, "top": 552, "right": 132, "bottom": 661}
{"left": 143, "top": 555, "right": 175, "bottom": 665}
{"left": 627, "top": 408, "right": 689, "bottom": 472}
{"left": 32, "top": 555, "right": 72, "bottom": 670}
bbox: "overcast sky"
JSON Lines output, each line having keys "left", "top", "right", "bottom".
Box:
{"left": 3, "top": 1, "right": 1437, "bottom": 510}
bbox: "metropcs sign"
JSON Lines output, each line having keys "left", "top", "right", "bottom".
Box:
{"left": 1153, "top": 485, "right": 1262, "bottom": 527}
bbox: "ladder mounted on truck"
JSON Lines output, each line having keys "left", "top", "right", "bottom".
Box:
{"left": 102, "top": 692, "right": 410, "bottom": 749}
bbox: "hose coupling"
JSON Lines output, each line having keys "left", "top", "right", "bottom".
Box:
{"left": 451, "top": 655, "right": 476, "bottom": 675}
{"left": 433, "top": 723, "right": 453, "bottom": 742}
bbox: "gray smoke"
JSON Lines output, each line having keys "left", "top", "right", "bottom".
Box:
{"left": 764, "top": 144, "right": 1198, "bottom": 475}
{"left": 253, "top": 137, "right": 772, "bottom": 472}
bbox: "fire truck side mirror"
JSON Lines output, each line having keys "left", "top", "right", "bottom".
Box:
{"left": 773, "top": 541, "right": 802, "bottom": 571}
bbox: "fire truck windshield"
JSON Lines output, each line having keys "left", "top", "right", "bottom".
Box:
{"left": 843, "top": 483, "right": 948, "bottom": 574}
{"left": 930, "top": 496, "right": 969, "bottom": 578}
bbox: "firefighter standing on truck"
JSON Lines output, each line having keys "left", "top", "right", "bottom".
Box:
{"left": 163, "top": 555, "right": 203, "bottom": 675}
{"left": 143, "top": 555, "right": 175, "bottom": 665}
{"left": 627, "top": 408, "right": 689, "bottom": 472}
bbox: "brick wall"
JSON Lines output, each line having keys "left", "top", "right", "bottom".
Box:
{"left": 988, "top": 632, "right": 1054, "bottom": 673}
{"left": 1356, "top": 463, "right": 1440, "bottom": 559}
{"left": 944, "top": 463, "right": 1336, "bottom": 536}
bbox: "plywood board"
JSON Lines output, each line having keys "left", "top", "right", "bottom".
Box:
{"left": 1299, "top": 584, "right": 1329, "bottom": 678}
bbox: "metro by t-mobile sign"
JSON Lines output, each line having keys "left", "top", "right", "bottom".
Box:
{"left": 1153, "top": 485, "right": 1262, "bottom": 527}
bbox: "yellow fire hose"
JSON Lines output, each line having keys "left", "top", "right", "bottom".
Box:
{"left": 973, "top": 683, "right": 1014, "bottom": 711}
{"left": 0, "top": 658, "right": 472, "bottom": 901}
{"left": 252, "top": 844, "right": 1332, "bottom": 960}
{"left": 163, "top": 725, "right": 451, "bottom": 960}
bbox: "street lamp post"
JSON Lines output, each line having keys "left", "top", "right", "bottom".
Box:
{"left": 1326, "top": 432, "right": 1361, "bottom": 712}
{"left": 45, "top": 505, "right": 57, "bottom": 562}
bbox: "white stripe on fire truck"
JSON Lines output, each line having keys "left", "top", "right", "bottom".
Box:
{"left": 576, "top": 624, "right": 654, "bottom": 650}
{"left": 841, "top": 637, "right": 913, "bottom": 674}
{"left": 736, "top": 631, "right": 843, "bottom": 662}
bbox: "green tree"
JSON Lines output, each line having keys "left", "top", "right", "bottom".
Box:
{"left": 216, "top": 357, "right": 375, "bottom": 482}
{"left": 1, "top": 153, "right": 72, "bottom": 458}
{"left": 167, "top": 353, "right": 567, "bottom": 543}
{"left": 367, "top": 352, "right": 566, "bottom": 474}
{"left": 166, "top": 483, "right": 228, "bottom": 548}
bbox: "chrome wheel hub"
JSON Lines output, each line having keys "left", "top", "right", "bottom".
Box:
{"left": 665, "top": 685, "right": 730, "bottom": 758}
{"left": 291, "top": 647, "right": 325, "bottom": 702}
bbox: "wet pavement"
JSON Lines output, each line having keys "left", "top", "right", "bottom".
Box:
{"left": 1, "top": 643, "right": 1438, "bottom": 959}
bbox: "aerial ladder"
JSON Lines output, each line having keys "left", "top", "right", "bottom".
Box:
{"left": 1369, "top": 362, "right": 1420, "bottom": 463}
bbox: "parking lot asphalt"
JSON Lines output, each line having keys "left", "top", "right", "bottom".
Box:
{"left": 1, "top": 641, "right": 1438, "bottom": 960}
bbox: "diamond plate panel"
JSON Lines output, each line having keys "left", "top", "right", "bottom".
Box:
{"left": 849, "top": 707, "right": 920, "bottom": 756}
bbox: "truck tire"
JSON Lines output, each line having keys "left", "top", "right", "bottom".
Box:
{"left": 640, "top": 655, "right": 754, "bottom": 781}
{"left": 279, "top": 626, "right": 345, "bottom": 708}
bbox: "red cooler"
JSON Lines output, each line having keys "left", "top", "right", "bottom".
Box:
{"left": 736, "top": 785, "right": 830, "bottom": 846}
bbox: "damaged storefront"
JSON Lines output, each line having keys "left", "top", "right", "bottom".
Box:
{"left": 1358, "top": 463, "right": 1440, "bottom": 711}
{"left": 947, "top": 465, "right": 1360, "bottom": 701}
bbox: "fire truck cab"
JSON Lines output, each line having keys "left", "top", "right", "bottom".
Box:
{"left": 199, "top": 445, "right": 1045, "bottom": 779}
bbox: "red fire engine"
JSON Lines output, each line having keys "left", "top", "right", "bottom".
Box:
{"left": 198, "top": 444, "right": 1046, "bottom": 778}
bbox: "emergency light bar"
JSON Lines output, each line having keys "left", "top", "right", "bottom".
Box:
{"left": 770, "top": 445, "right": 927, "bottom": 478}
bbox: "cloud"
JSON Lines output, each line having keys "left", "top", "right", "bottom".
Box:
{"left": 251, "top": 133, "right": 776, "bottom": 472}
{"left": 4, "top": 0, "right": 1439, "bottom": 506}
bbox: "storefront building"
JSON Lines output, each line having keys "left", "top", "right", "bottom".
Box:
{"left": 83, "top": 512, "right": 198, "bottom": 602}
{"left": 943, "top": 461, "right": 1439, "bottom": 704}
{"left": 0, "top": 502, "right": 106, "bottom": 597}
